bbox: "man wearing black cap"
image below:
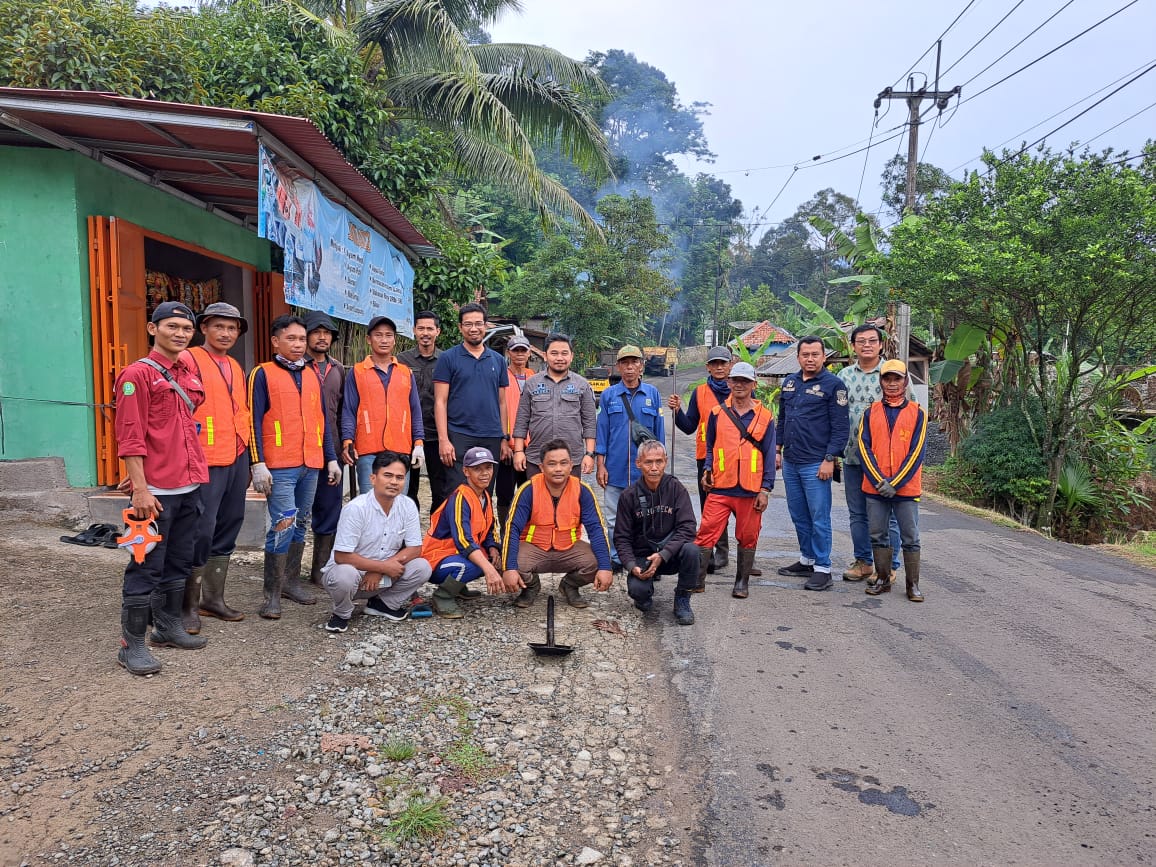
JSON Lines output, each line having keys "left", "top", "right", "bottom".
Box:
{"left": 341, "top": 315, "right": 424, "bottom": 495}
{"left": 113, "top": 301, "right": 209, "bottom": 675}
{"left": 304, "top": 310, "right": 346, "bottom": 584}
{"left": 397, "top": 310, "right": 446, "bottom": 514}
{"left": 183, "top": 302, "right": 251, "bottom": 635}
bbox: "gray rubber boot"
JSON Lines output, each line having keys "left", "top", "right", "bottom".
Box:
{"left": 309, "top": 533, "right": 336, "bottom": 585}
{"left": 674, "top": 590, "right": 695, "bottom": 626}
{"left": 259, "top": 551, "right": 285, "bottom": 619}
{"left": 514, "top": 573, "right": 541, "bottom": 609}
{"left": 904, "top": 550, "right": 924, "bottom": 602}
{"left": 198, "top": 555, "right": 244, "bottom": 622}
{"left": 281, "top": 541, "right": 316, "bottom": 605}
{"left": 559, "top": 571, "right": 592, "bottom": 609}
{"left": 866, "top": 547, "right": 893, "bottom": 595}
{"left": 713, "top": 532, "right": 730, "bottom": 573}
{"left": 118, "top": 595, "right": 162, "bottom": 676}
{"left": 733, "top": 547, "right": 756, "bottom": 599}
{"left": 182, "top": 566, "right": 204, "bottom": 635}
{"left": 692, "top": 546, "right": 711, "bottom": 593}
{"left": 149, "top": 584, "right": 209, "bottom": 649}
{"left": 432, "top": 578, "right": 465, "bottom": 619}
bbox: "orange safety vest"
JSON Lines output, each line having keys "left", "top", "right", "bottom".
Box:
{"left": 522, "top": 474, "right": 583, "bottom": 552}
{"left": 187, "top": 347, "right": 250, "bottom": 467}
{"left": 860, "top": 400, "right": 924, "bottom": 497}
{"left": 711, "top": 400, "right": 773, "bottom": 493}
{"left": 351, "top": 358, "right": 416, "bottom": 455}
{"left": 255, "top": 362, "right": 325, "bottom": 469}
{"left": 506, "top": 369, "right": 529, "bottom": 442}
{"left": 693, "top": 382, "right": 725, "bottom": 460}
{"left": 422, "top": 484, "right": 494, "bottom": 567}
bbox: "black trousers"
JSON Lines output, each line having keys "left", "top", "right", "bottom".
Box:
{"left": 444, "top": 432, "right": 503, "bottom": 495}
{"left": 124, "top": 489, "right": 202, "bottom": 596}
{"left": 193, "top": 453, "right": 250, "bottom": 566}
{"left": 312, "top": 464, "right": 344, "bottom": 535}
{"left": 407, "top": 440, "right": 448, "bottom": 515}
{"left": 626, "top": 541, "right": 700, "bottom": 603}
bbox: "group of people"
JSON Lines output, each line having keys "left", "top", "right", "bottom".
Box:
{"left": 111, "top": 300, "right": 926, "bottom": 676}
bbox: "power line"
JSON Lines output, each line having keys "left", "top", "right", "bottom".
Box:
{"left": 892, "top": 0, "right": 981, "bottom": 88}
{"left": 710, "top": 120, "right": 908, "bottom": 177}
{"left": 855, "top": 111, "right": 879, "bottom": 204}
{"left": 940, "top": 0, "right": 1029, "bottom": 78}
{"left": 957, "top": 0, "right": 1078, "bottom": 89}
{"left": 1083, "top": 98, "right": 1156, "bottom": 147}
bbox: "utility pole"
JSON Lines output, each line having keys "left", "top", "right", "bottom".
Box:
{"left": 875, "top": 40, "right": 959, "bottom": 366}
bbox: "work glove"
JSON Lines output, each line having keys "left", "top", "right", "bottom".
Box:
{"left": 327, "top": 460, "right": 341, "bottom": 486}
{"left": 251, "top": 461, "right": 273, "bottom": 495}
{"left": 877, "top": 479, "right": 897, "bottom": 498}
{"left": 411, "top": 444, "right": 425, "bottom": 470}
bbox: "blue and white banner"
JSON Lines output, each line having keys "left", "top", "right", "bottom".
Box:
{"left": 257, "top": 144, "right": 414, "bottom": 336}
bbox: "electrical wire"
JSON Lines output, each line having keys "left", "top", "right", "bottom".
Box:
{"left": 891, "top": 0, "right": 981, "bottom": 88}
{"left": 855, "top": 111, "right": 879, "bottom": 204}
{"left": 710, "top": 119, "right": 908, "bottom": 177}
{"left": 940, "top": 0, "right": 1028, "bottom": 78}
{"left": 1083, "top": 98, "right": 1156, "bottom": 147}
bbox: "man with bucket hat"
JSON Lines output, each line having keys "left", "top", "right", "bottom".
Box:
{"left": 183, "top": 301, "right": 251, "bottom": 634}
{"left": 113, "top": 301, "right": 209, "bottom": 675}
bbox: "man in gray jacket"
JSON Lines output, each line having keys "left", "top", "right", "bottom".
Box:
{"left": 512, "top": 333, "right": 596, "bottom": 478}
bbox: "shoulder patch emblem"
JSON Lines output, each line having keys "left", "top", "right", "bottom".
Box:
{"left": 122, "top": 382, "right": 136, "bottom": 396}
{"left": 836, "top": 390, "right": 849, "bottom": 406}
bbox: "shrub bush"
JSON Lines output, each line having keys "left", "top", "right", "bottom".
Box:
{"left": 959, "top": 400, "right": 1049, "bottom": 514}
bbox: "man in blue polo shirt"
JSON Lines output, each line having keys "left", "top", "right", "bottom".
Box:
{"left": 433, "top": 303, "right": 511, "bottom": 494}
{"left": 595, "top": 345, "right": 665, "bottom": 570}
{"left": 776, "top": 336, "right": 850, "bottom": 591}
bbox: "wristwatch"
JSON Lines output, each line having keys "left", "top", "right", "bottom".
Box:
{"left": 824, "top": 454, "right": 835, "bottom": 462}
{"left": 584, "top": 450, "right": 596, "bottom": 459}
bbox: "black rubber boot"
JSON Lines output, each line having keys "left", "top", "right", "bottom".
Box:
{"left": 674, "top": 591, "right": 695, "bottom": 626}
{"left": 713, "top": 532, "right": 729, "bottom": 573}
{"left": 118, "top": 595, "right": 162, "bottom": 675}
{"left": 260, "top": 551, "right": 285, "bottom": 619}
{"left": 149, "top": 584, "right": 208, "bottom": 649}
{"left": 182, "top": 566, "right": 203, "bottom": 635}
{"left": 281, "top": 541, "right": 316, "bottom": 605}
{"left": 514, "top": 573, "right": 540, "bottom": 609}
{"left": 559, "top": 571, "right": 591, "bottom": 609}
{"left": 199, "top": 555, "right": 244, "bottom": 622}
{"left": 733, "top": 547, "right": 756, "bottom": 599}
{"left": 866, "top": 547, "right": 893, "bottom": 595}
{"left": 692, "top": 546, "right": 710, "bottom": 593}
{"left": 308, "top": 533, "right": 336, "bottom": 585}
{"left": 904, "top": 550, "right": 924, "bottom": 602}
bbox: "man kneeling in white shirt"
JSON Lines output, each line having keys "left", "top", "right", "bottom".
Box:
{"left": 322, "top": 451, "right": 431, "bottom": 632}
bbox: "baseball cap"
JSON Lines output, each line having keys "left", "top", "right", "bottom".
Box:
{"left": 706, "top": 346, "right": 732, "bottom": 363}
{"left": 303, "top": 310, "right": 340, "bottom": 338}
{"left": 728, "top": 361, "right": 757, "bottom": 381}
{"left": 616, "top": 345, "right": 643, "bottom": 362}
{"left": 880, "top": 359, "right": 908, "bottom": 377}
{"left": 196, "top": 301, "right": 248, "bottom": 334}
{"left": 151, "top": 301, "right": 196, "bottom": 325}
{"left": 366, "top": 315, "right": 397, "bottom": 334}
{"left": 463, "top": 446, "right": 497, "bottom": 467}
{"left": 507, "top": 335, "right": 531, "bottom": 350}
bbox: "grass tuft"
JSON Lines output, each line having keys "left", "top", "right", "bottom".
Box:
{"left": 381, "top": 737, "right": 416, "bottom": 762}
{"left": 381, "top": 795, "right": 452, "bottom": 842}
{"left": 444, "top": 740, "right": 495, "bottom": 781}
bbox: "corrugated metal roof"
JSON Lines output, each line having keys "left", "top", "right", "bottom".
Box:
{"left": 0, "top": 87, "right": 436, "bottom": 260}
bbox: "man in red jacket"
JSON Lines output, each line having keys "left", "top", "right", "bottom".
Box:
{"left": 856, "top": 360, "right": 927, "bottom": 602}
{"left": 113, "top": 301, "right": 209, "bottom": 675}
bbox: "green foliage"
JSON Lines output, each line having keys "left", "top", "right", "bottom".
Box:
{"left": 381, "top": 795, "right": 452, "bottom": 842}
{"left": 381, "top": 737, "right": 417, "bottom": 762}
{"left": 444, "top": 741, "right": 496, "bottom": 781}
{"left": 958, "top": 401, "right": 1049, "bottom": 515}
{"left": 879, "top": 154, "right": 954, "bottom": 221}
{"left": 925, "top": 455, "right": 985, "bottom": 503}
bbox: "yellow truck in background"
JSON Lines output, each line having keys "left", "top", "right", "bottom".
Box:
{"left": 643, "top": 346, "right": 678, "bottom": 377}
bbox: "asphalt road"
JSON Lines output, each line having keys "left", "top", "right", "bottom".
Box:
{"left": 636, "top": 374, "right": 1156, "bottom": 865}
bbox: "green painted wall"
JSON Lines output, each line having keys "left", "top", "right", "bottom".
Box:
{"left": 0, "top": 147, "right": 271, "bottom": 487}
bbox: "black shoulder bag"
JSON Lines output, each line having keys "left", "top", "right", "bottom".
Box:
{"left": 619, "top": 392, "right": 657, "bottom": 447}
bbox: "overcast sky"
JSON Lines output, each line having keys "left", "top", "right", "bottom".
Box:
{"left": 490, "top": 0, "right": 1156, "bottom": 236}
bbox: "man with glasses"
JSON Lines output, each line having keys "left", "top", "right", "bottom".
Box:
{"left": 433, "top": 303, "right": 511, "bottom": 494}
{"left": 838, "top": 324, "right": 903, "bottom": 583}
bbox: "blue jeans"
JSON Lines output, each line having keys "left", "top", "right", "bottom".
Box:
{"left": 843, "top": 462, "right": 901, "bottom": 569}
{"left": 266, "top": 465, "right": 318, "bottom": 553}
{"left": 430, "top": 555, "right": 484, "bottom": 584}
{"left": 356, "top": 453, "right": 409, "bottom": 495}
{"left": 603, "top": 485, "right": 624, "bottom": 566}
{"left": 866, "top": 497, "right": 920, "bottom": 553}
{"left": 782, "top": 459, "right": 833, "bottom": 572}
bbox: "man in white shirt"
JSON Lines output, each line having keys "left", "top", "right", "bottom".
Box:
{"left": 321, "top": 451, "right": 432, "bottom": 632}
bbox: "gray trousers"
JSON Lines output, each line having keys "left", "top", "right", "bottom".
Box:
{"left": 322, "top": 559, "right": 432, "bottom": 618}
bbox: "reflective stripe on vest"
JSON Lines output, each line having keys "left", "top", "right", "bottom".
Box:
{"left": 694, "top": 382, "right": 723, "bottom": 461}
{"left": 259, "top": 363, "right": 325, "bottom": 469}
{"left": 860, "top": 401, "right": 924, "bottom": 497}
{"left": 188, "top": 346, "right": 250, "bottom": 467}
{"left": 523, "top": 474, "right": 583, "bottom": 552}
{"left": 711, "top": 400, "right": 772, "bottom": 493}
{"left": 352, "top": 359, "right": 415, "bottom": 455}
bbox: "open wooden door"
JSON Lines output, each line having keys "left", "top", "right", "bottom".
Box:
{"left": 88, "top": 216, "right": 148, "bottom": 486}
{"left": 253, "top": 271, "right": 290, "bottom": 364}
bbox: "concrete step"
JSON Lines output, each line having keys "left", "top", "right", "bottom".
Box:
{"left": 0, "top": 457, "right": 90, "bottom": 526}
{"left": 87, "top": 490, "right": 269, "bottom": 550}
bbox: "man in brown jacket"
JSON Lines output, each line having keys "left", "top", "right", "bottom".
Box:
{"left": 304, "top": 311, "right": 346, "bottom": 583}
